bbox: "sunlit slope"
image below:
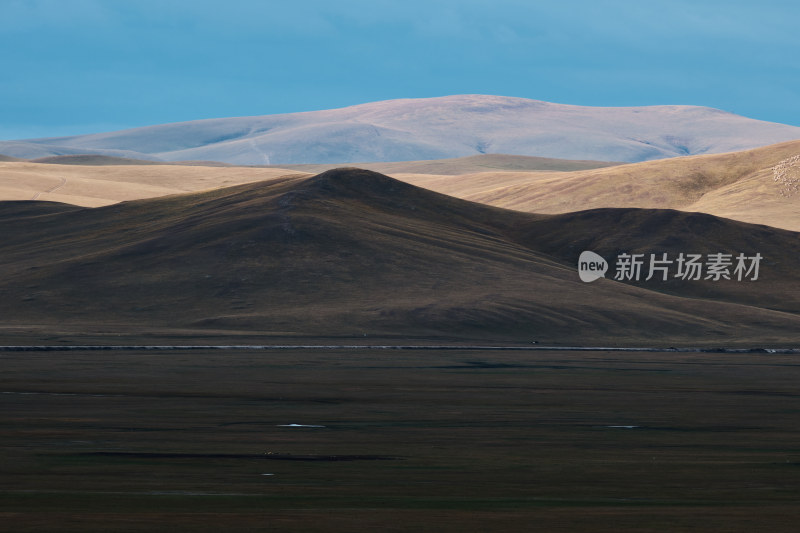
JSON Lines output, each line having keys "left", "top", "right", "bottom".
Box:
{"left": 2, "top": 141, "right": 799, "bottom": 232}
{"left": 0, "top": 154, "right": 612, "bottom": 207}
{"left": 399, "top": 140, "right": 800, "bottom": 231}
{"left": 0, "top": 160, "right": 308, "bottom": 206}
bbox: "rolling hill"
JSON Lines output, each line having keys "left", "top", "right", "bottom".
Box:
{"left": 3, "top": 141, "right": 797, "bottom": 233}
{"left": 267, "top": 153, "right": 621, "bottom": 175}
{"left": 0, "top": 160, "right": 307, "bottom": 207}
{"left": 3, "top": 95, "right": 800, "bottom": 165}
{"left": 0, "top": 153, "right": 616, "bottom": 208}
{"left": 399, "top": 140, "right": 800, "bottom": 232}
{"left": 0, "top": 168, "right": 797, "bottom": 345}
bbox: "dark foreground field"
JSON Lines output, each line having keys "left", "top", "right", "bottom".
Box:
{"left": 2, "top": 348, "right": 800, "bottom": 532}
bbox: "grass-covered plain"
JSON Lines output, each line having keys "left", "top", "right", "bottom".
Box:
{"left": 2, "top": 348, "right": 800, "bottom": 532}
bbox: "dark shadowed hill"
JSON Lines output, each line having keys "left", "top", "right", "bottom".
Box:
{"left": 0, "top": 168, "right": 797, "bottom": 345}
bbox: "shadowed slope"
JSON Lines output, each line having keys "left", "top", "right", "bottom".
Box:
{"left": 510, "top": 208, "right": 800, "bottom": 315}
{"left": 0, "top": 168, "right": 797, "bottom": 345}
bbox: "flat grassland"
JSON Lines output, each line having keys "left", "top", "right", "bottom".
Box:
{"left": 2, "top": 348, "right": 800, "bottom": 532}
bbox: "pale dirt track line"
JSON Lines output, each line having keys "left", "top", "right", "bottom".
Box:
{"left": 31, "top": 177, "right": 67, "bottom": 200}
{"left": 0, "top": 345, "right": 797, "bottom": 353}
{"left": 248, "top": 137, "right": 271, "bottom": 165}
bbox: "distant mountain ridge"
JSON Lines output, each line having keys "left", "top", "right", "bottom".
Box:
{"left": 3, "top": 95, "right": 800, "bottom": 164}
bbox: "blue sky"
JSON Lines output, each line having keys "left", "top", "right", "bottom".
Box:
{"left": 2, "top": 0, "right": 799, "bottom": 139}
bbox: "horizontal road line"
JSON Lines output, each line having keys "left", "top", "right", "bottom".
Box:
{"left": 0, "top": 345, "right": 797, "bottom": 353}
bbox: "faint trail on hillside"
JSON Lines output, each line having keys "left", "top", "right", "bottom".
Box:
{"left": 31, "top": 177, "right": 67, "bottom": 200}
{"left": 248, "top": 136, "right": 271, "bottom": 165}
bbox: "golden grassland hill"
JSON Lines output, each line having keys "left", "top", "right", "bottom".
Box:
{"left": 0, "top": 159, "right": 309, "bottom": 207}
{"left": 0, "top": 153, "right": 612, "bottom": 207}
{"left": 398, "top": 140, "right": 800, "bottom": 232}
{"left": 2, "top": 141, "right": 799, "bottom": 232}
{"left": 0, "top": 168, "right": 797, "bottom": 345}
